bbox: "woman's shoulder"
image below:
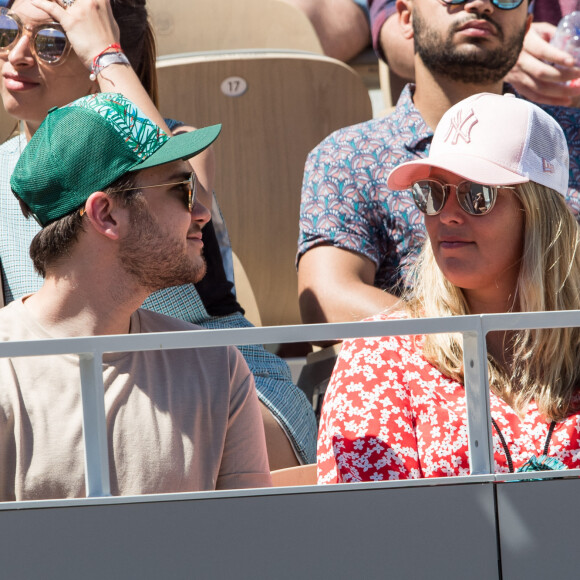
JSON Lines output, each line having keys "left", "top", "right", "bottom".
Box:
{"left": 0, "top": 134, "right": 24, "bottom": 158}
{"left": 339, "top": 306, "right": 420, "bottom": 360}
{"left": 0, "top": 135, "right": 25, "bottom": 189}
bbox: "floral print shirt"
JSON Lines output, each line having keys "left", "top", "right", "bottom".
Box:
{"left": 317, "top": 311, "right": 580, "bottom": 483}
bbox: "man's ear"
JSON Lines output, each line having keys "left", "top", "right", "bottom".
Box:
{"left": 82, "top": 191, "right": 124, "bottom": 241}
{"left": 524, "top": 11, "right": 533, "bottom": 34}
{"left": 397, "top": 0, "right": 414, "bottom": 40}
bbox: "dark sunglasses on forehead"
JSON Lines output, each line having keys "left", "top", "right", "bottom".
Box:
{"left": 441, "top": 0, "right": 531, "bottom": 10}
{"left": 411, "top": 179, "right": 516, "bottom": 216}
{"left": 0, "top": 8, "right": 70, "bottom": 64}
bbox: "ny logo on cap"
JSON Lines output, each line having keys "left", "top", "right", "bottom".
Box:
{"left": 444, "top": 109, "right": 478, "bottom": 145}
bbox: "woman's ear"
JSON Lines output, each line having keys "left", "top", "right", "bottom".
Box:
{"left": 82, "top": 191, "right": 124, "bottom": 241}
{"left": 397, "top": 0, "right": 414, "bottom": 40}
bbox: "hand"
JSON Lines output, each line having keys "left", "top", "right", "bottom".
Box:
{"left": 506, "top": 22, "right": 580, "bottom": 107}
{"left": 30, "top": 0, "right": 120, "bottom": 71}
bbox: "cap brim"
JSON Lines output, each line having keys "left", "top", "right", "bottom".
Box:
{"left": 134, "top": 124, "right": 222, "bottom": 171}
{"left": 387, "top": 153, "right": 529, "bottom": 190}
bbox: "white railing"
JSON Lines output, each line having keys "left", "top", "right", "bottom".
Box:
{"left": 4, "top": 309, "right": 580, "bottom": 497}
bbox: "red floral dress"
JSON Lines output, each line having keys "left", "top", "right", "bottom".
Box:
{"left": 317, "top": 311, "right": 580, "bottom": 484}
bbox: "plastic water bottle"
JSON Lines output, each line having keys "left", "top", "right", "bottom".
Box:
{"left": 551, "top": 11, "right": 580, "bottom": 64}
{"left": 551, "top": 11, "right": 580, "bottom": 89}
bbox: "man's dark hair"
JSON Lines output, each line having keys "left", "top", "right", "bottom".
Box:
{"left": 25, "top": 173, "right": 140, "bottom": 277}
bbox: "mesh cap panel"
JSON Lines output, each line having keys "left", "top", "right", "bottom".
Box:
{"left": 524, "top": 106, "right": 569, "bottom": 195}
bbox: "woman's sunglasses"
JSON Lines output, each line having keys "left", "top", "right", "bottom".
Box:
{"left": 411, "top": 179, "right": 516, "bottom": 216}
{"left": 441, "top": 0, "right": 528, "bottom": 10}
{"left": 0, "top": 8, "right": 70, "bottom": 65}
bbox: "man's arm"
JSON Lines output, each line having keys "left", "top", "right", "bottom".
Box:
{"left": 282, "top": 0, "right": 371, "bottom": 62}
{"left": 298, "top": 245, "right": 400, "bottom": 324}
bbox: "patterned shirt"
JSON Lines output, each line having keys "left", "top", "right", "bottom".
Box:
{"left": 317, "top": 311, "right": 580, "bottom": 483}
{"left": 298, "top": 84, "right": 580, "bottom": 293}
{"left": 0, "top": 133, "right": 317, "bottom": 464}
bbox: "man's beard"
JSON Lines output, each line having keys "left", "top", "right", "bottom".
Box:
{"left": 118, "top": 202, "right": 206, "bottom": 292}
{"left": 413, "top": 9, "right": 526, "bottom": 84}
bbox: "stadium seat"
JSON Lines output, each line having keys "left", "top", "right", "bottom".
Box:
{"left": 232, "top": 251, "right": 262, "bottom": 327}
{"left": 156, "top": 50, "right": 373, "bottom": 326}
{"left": 149, "top": 0, "right": 323, "bottom": 56}
{"left": 379, "top": 59, "right": 407, "bottom": 112}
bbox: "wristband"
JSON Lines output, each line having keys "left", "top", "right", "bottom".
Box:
{"left": 90, "top": 51, "right": 130, "bottom": 81}
{"left": 91, "top": 43, "right": 122, "bottom": 69}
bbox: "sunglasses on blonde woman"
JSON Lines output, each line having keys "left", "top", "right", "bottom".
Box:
{"left": 0, "top": 8, "right": 70, "bottom": 64}
{"left": 411, "top": 179, "right": 516, "bottom": 216}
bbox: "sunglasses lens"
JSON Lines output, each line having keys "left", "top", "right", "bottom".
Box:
{"left": 493, "top": 0, "right": 524, "bottom": 8}
{"left": 0, "top": 12, "right": 19, "bottom": 51}
{"left": 457, "top": 182, "right": 496, "bottom": 215}
{"left": 186, "top": 177, "right": 193, "bottom": 211}
{"left": 35, "top": 27, "right": 67, "bottom": 63}
{"left": 441, "top": 0, "right": 523, "bottom": 7}
{"left": 189, "top": 174, "right": 197, "bottom": 211}
{"left": 412, "top": 180, "right": 446, "bottom": 215}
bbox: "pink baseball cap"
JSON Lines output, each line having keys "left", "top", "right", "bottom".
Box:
{"left": 387, "top": 93, "right": 569, "bottom": 196}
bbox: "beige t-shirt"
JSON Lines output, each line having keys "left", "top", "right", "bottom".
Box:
{"left": 0, "top": 299, "right": 271, "bottom": 501}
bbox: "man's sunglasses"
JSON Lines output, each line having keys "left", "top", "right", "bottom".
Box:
{"left": 411, "top": 179, "right": 516, "bottom": 216}
{"left": 441, "top": 0, "right": 529, "bottom": 10}
{"left": 80, "top": 174, "right": 197, "bottom": 220}
{"left": 119, "top": 173, "right": 198, "bottom": 212}
{"left": 0, "top": 8, "right": 70, "bottom": 65}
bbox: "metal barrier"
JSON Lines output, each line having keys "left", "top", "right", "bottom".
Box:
{"left": 4, "top": 309, "right": 580, "bottom": 496}
{"left": 2, "top": 312, "right": 580, "bottom": 579}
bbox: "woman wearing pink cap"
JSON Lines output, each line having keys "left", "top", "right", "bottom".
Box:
{"left": 317, "top": 92, "right": 580, "bottom": 483}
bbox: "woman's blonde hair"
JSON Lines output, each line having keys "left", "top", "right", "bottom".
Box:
{"left": 407, "top": 181, "right": 580, "bottom": 421}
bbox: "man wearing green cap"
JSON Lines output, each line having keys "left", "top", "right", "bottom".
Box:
{"left": 0, "top": 92, "right": 272, "bottom": 501}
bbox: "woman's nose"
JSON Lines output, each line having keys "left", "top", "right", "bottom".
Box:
{"left": 7, "top": 32, "right": 35, "bottom": 66}
{"left": 438, "top": 186, "right": 465, "bottom": 224}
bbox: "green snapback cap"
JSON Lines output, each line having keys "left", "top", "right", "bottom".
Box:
{"left": 10, "top": 92, "right": 221, "bottom": 226}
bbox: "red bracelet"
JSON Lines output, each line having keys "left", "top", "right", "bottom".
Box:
{"left": 89, "top": 50, "right": 130, "bottom": 81}
{"left": 91, "top": 43, "right": 122, "bottom": 70}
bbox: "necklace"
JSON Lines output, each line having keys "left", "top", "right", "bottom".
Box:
{"left": 491, "top": 418, "right": 566, "bottom": 473}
